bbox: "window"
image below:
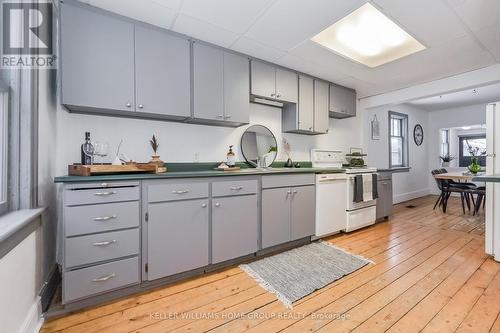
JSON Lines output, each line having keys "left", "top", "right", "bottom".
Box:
{"left": 441, "top": 129, "right": 450, "bottom": 157}
{"left": 459, "top": 135, "right": 486, "bottom": 167}
{"left": 0, "top": 91, "right": 7, "bottom": 216}
{"left": 389, "top": 111, "right": 408, "bottom": 168}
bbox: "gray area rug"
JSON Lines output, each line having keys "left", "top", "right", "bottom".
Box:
{"left": 240, "top": 242, "right": 372, "bottom": 308}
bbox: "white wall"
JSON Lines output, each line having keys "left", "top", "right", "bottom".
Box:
{"left": 427, "top": 103, "right": 487, "bottom": 193}
{"left": 0, "top": 228, "right": 44, "bottom": 333}
{"left": 362, "top": 104, "right": 430, "bottom": 203}
{"left": 53, "top": 103, "right": 363, "bottom": 176}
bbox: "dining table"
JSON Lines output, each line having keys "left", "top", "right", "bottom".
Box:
{"left": 433, "top": 172, "right": 486, "bottom": 214}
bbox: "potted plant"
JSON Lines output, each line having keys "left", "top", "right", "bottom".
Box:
{"left": 439, "top": 154, "right": 455, "bottom": 167}
{"left": 149, "top": 135, "right": 165, "bottom": 169}
{"left": 465, "top": 140, "right": 485, "bottom": 174}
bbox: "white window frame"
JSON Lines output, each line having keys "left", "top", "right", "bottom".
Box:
{"left": 441, "top": 129, "right": 450, "bottom": 157}
{"left": 0, "top": 91, "right": 8, "bottom": 216}
{"left": 388, "top": 111, "right": 409, "bottom": 168}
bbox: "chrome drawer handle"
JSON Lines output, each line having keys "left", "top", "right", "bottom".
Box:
{"left": 93, "top": 215, "right": 117, "bottom": 221}
{"left": 94, "top": 191, "right": 117, "bottom": 196}
{"left": 230, "top": 186, "right": 243, "bottom": 191}
{"left": 92, "top": 240, "right": 117, "bottom": 246}
{"left": 172, "top": 190, "right": 189, "bottom": 194}
{"left": 92, "top": 273, "right": 116, "bottom": 282}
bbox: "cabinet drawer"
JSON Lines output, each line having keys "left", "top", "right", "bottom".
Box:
{"left": 65, "top": 229, "right": 139, "bottom": 268}
{"left": 63, "top": 257, "right": 139, "bottom": 303}
{"left": 212, "top": 179, "right": 258, "bottom": 197}
{"left": 65, "top": 186, "right": 139, "bottom": 206}
{"left": 262, "top": 174, "right": 315, "bottom": 189}
{"left": 148, "top": 182, "right": 209, "bottom": 203}
{"left": 65, "top": 201, "right": 139, "bottom": 237}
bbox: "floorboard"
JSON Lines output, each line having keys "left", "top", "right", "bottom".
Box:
{"left": 42, "top": 195, "right": 497, "bottom": 333}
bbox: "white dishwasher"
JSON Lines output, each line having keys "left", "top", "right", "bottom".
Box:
{"left": 314, "top": 173, "right": 347, "bottom": 239}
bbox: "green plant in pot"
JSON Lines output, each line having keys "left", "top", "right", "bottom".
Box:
{"left": 465, "top": 140, "right": 485, "bottom": 174}
{"left": 439, "top": 154, "right": 455, "bottom": 167}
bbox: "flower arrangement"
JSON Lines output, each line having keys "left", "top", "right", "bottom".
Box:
{"left": 465, "top": 139, "right": 485, "bottom": 174}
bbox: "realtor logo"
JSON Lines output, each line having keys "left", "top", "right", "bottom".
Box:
{"left": 1, "top": 0, "right": 56, "bottom": 68}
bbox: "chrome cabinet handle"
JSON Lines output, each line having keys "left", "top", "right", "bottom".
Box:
{"left": 381, "top": 182, "right": 388, "bottom": 185}
{"left": 92, "top": 240, "right": 117, "bottom": 246}
{"left": 93, "top": 215, "right": 117, "bottom": 221}
{"left": 215, "top": 203, "right": 220, "bottom": 207}
{"left": 201, "top": 203, "right": 207, "bottom": 208}
{"left": 276, "top": 93, "right": 281, "bottom": 98}
{"left": 230, "top": 186, "right": 243, "bottom": 191}
{"left": 125, "top": 103, "right": 131, "bottom": 108}
{"left": 225, "top": 115, "right": 231, "bottom": 119}
{"left": 293, "top": 190, "right": 298, "bottom": 194}
{"left": 92, "top": 273, "right": 116, "bottom": 282}
{"left": 270, "top": 93, "right": 276, "bottom": 97}
{"left": 138, "top": 104, "right": 144, "bottom": 109}
{"left": 172, "top": 190, "right": 189, "bottom": 194}
{"left": 94, "top": 191, "right": 117, "bottom": 196}
{"left": 217, "top": 115, "right": 223, "bottom": 118}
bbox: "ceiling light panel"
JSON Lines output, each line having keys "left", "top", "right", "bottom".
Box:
{"left": 311, "top": 3, "right": 426, "bottom": 68}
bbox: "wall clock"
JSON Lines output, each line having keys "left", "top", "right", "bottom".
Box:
{"left": 414, "top": 124, "right": 424, "bottom": 146}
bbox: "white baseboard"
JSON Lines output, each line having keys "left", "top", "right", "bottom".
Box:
{"left": 393, "top": 188, "right": 430, "bottom": 204}
{"left": 19, "top": 296, "right": 43, "bottom": 333}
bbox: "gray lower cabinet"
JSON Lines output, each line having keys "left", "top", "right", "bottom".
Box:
{"left": 376, "top": 173, "right": 393, "bottom": 220}
{"left": 291, "top": 186, "right": 315, "bottom": 241}
{"left": 61, "top": 2, "right": 135, "bottom": 113}
{"left": 262, "top": 184, "right": 315, "bottom": 248}
{"left": 192, "top": 43, "right": 249, "bottom": 126}
{"left": 262, "top": 188, "right": 291, "bottom": 248}
{"left": 147, "top": 199, "right": 209, "bottom": 280}
{"left": 134, "top": 25, "right": 190, "bottom": 119}
{"left": 212, "top": 195, "right": 258, "bottom": 263}
{"left": 329, "top": 84, "right": 357, "bottom": 118}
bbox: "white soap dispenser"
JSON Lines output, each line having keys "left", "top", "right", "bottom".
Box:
{"left": 226, "top": 145, "right": 236, "bottom": 167}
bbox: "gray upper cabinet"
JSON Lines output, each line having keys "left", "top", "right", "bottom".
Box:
{"left": 297, "top": 75, "right": 314, "bottom": 132}
{"left": 290, "top": 186, "right": 315, "bottom": 241}
{"left": 193, "top": 43, "right": 225, "bottom": 122}
{"left": 223, "top": 52, "right": 250, "bottom": 124}
{"left": 212, "top": 195, "right": 258, "bottom": 263}
{"left": 135, "top": 25, "right": 190, "bottom": 119}
{"left": 250, "top": 60, "right": 298, "bottom": 104}
{"left": 147, "top": 199, "right": 209, "bottom": 280}
{"left": 192, "top": 43, "right": 249, "bottom": 126}
{"left": 61, "top": 3, "right": 135, "bottom": 113}
{"left": 329, "top": 84, "right": 357, "bottom": 118}
{"left": 250, "top": 61, "right": 276, "bottom": 99}
{"left": 313, "top": 80, "right": 330, "bottom": 133}
{"left": 276, "top": 68, "right": 298, "bottom": 104}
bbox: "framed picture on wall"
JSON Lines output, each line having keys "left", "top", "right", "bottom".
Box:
{"left": 371, "top": 115, "right": 380, "bottom": 140}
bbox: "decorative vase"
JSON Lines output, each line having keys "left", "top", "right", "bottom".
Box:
{"left": 441, "top": 161, "right": 450, "bottom": 167}
{"left": 149, "top": 155, "right": 167, "bottom": 173}
{"left": 285, "top": 158, "right": 294, "bottom": 168}
{"left": 468, "top": 157, "right": 481, "bottom": 174}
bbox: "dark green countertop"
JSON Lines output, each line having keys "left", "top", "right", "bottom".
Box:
{"left": 472, "top": 174, "right": 500, "bottom": 183}
{"left": 54, "top": 162, "right": 346, "bottom": 183}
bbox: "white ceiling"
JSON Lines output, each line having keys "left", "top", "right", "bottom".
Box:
{"left": 406, "top": 82, "right": 500, "bottom": 111}
{"left": 77, "top": 0, "right": 500, "bottom": 98}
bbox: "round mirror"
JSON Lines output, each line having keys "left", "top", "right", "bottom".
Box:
{"left": 241, "top": 125, "right": 278, "bottom": 168}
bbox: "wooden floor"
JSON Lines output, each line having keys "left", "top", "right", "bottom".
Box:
{"left": 42, "top": 195, "right": 499, "bottom": 333}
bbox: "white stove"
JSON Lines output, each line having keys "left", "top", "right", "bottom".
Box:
{"left": 311, "top": 149, "right": 378, "bottom": 239}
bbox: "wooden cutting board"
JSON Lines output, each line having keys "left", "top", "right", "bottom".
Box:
{"left": 68, "top": 163, "right": 159, "bottom": 176}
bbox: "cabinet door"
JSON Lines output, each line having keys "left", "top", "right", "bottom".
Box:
{"left": 135, "top": 25, "right": 190, "bottom": 118}
{"left": 298, "top": 75, "right": 314, "bottom": 132}
{"left": 250, "top": 61, "right": 276, "bottom": 99}
{"left": 212, "top": 195, "right": 258, "bottom": 263}
{"left": 314, "top": 80, "right": 330, "bottom": 133}
{"left": 291, "top": 185, "right": 315, "bottom": 241}
{"left": 376, "top": 179, "right": 393, "bottom": 219}
{"left": 61, "top": 3, "right": 135, "bottom": 112}
{"left": 345, "top": 88, "right": 357, "bottom": 116}
{"left": 193, "top": 43, "right": 224, "bottom": 121}
{"left": 329, "top": 84, "right": 356, "bottom": 117}
{"left": 262, "top": 188, "right": 291, "bottom": 248}
{"left": 276, "top": 68, "right": 298, "bottom": 103}
{"left": 223, "top": 52, "right": 250, "bottom": 124}
{"left": 147, "top": 199, "right": 209, "bottom": 280}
